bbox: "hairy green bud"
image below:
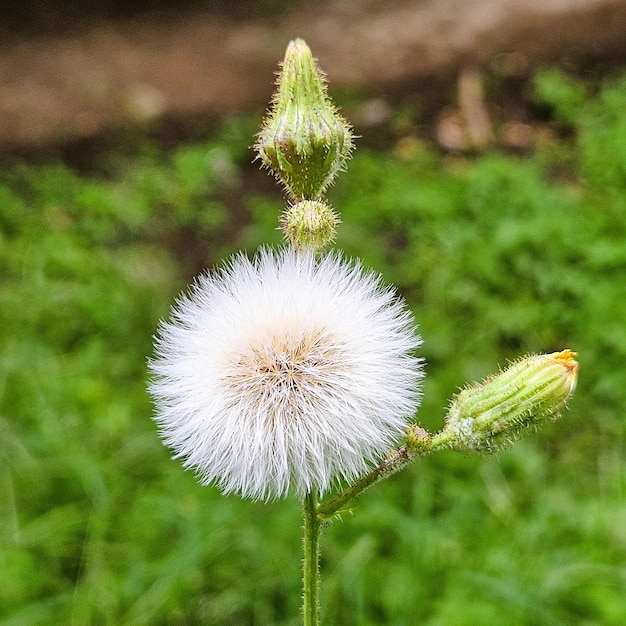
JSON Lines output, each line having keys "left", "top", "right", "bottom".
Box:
{"left": 255, "top": 38, "right": 354, "bottom": 200}
{"left": 281, "top": 200, "right": 340, "bottom": 251}
{"left": 444, "top": 350, "right": 579, "bottom": 453}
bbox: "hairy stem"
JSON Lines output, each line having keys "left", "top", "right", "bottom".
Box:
{"left": 317, "top": 429, "right": 455, "bottom": 521}
{"left": 302, "top": 489, "right": 321, "bottom": 626}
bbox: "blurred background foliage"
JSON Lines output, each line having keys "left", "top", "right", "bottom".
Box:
{"left": 1, "top": 68, "right": 626, "bottom": 625}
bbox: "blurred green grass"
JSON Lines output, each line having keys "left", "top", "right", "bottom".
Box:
{"left": 1, "top": 69, "right": 625, "bottom": 625}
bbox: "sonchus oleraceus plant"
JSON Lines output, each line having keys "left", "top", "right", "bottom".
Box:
{"left": 149, "top": 39, "right": 579, "bottom": 626}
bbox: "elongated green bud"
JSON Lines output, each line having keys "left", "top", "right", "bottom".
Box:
{"left": 443, "top": 350, "right": 579, "bottom": 453}
{"left": 281, "top": 200, "right": 340, "bottom": 251}
{"left": 255, "top": 38, "right": 354, "bottom": 200}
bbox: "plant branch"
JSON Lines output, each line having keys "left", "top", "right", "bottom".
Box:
{"left": 317, "top": 428, "right": 456, "bottom": 522}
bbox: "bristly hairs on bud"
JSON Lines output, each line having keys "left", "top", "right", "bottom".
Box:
{"left": 443, "top": 350, "right": 579, "bottom": 453}
{"left": 281, "top": 200, "right": 340, "bottom": 251}
{"left": 255, "top": 38, "right": 354, "bottom": 201}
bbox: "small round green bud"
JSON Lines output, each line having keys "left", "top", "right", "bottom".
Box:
{"left": 444, "top": 350, "right": 579, "bottom": 453}
{"left": 281, "top": 200, "right": 340, "bottom": 251}
{"left": 405, "top": 425, "right": 432, "bottom": 455}
{"left": 255, "top": 38, "right": 354, "bottom": 200}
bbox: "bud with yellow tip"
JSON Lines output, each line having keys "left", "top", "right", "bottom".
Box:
{"left": 443, "top": 350, "right": 579, "bottom": 453}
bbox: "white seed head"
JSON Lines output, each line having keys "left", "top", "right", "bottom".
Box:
{"left": 149, "top": 247, "right": 423, "bottom": 500}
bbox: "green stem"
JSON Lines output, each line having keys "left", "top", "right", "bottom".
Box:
{"left": 300, "top": 428, "right": 456, "bottom": 622}
{"left": 302, "top": 489, "right": 321, "bottom": 626}
{"left": 317, "top": 428, "right": 455, "bottom": 522}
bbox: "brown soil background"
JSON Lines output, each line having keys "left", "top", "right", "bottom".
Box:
{"left": 1, "top": 0, "right": 625, "bottom": 149}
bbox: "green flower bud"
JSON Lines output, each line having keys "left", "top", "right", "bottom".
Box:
{"left": 443, "top": 350, "right": 579, "bottom": 453}
{"left": 404, "top": 424, "right": 432, "bottom": 455}
{"left": 255, "top": 38, "right": 354, "bottom": 200}
{"left": 281, "top": 200, "right": 340, "bottom": 251}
